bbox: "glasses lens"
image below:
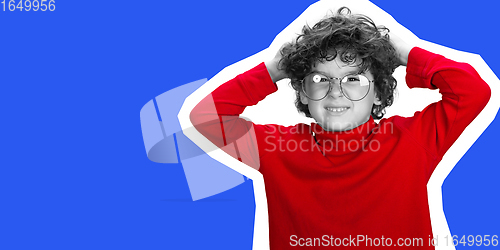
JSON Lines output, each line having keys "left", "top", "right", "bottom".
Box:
{"left": 340, "top": 75, "right": 370, "bottom": 101}
{"left": 303, "top": 73, "right": 330, "bottom": 100}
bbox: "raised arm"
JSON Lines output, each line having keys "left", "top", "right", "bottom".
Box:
{"left": 189, "top": 61, "right": 285, "bottom": 170}
{"left": 391, "top": 40, "right": 491, "bottom": 164}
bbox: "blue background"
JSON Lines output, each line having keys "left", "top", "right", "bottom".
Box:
{"left": 1, "top": 0, "right": 498, "bottom": 249}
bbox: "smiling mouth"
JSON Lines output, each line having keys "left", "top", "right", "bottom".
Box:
{"left": 325, "top": 107, "right": 349, "bottom": 112}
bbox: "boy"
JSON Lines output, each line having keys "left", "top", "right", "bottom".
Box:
{"left": 190, "top": 7, "right": 490, "bottom": 249}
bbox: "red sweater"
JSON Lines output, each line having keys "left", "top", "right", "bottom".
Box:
{"left": 190, "top": 48, "right": 490, "bottom": 249}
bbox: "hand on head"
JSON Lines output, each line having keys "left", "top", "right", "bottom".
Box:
{"left": 386, "top": 31, "right": 413, "bottom": 67}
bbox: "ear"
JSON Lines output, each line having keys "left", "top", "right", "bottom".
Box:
{"left": 373, "top": 95, "right": 382, "bottom": 105}
{"left": 372, "top": 85, "right": 382, "bottom": 105}
{"left": 299, "top": 91, "right": 309, "bottom": 105}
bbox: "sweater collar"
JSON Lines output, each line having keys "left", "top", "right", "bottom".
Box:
{"left": 311, "top": 117, "right": 377, "bottom": 154}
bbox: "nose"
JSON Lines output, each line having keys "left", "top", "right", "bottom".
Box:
{"left": 328, "top": 80, "right": 343, "bottom": 98}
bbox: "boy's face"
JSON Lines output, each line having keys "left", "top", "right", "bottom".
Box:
{"left": 300, "top": 56, "right": 381, "bottom": 132}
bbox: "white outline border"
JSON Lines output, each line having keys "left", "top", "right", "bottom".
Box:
{"left": 178, "top": 1, "right": 499, "bottom": 249}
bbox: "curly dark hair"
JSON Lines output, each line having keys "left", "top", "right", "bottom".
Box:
{"left": 279, "top": 7, "right": 399, "bottom": 119}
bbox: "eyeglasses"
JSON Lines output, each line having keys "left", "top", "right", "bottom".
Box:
{"left": 301, "top": 72, "right": 373, "bottom": 101}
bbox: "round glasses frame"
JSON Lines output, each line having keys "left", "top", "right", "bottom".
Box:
{"left": 301, "top": 73, "right": 374, "bottom": 101}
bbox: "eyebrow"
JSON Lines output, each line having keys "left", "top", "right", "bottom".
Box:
{"left": 311, "top": 69, "right": 362, "bottom": 78}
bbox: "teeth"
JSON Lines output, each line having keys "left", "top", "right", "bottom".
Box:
{"left": 326, "top": 107, "right": 348, "bottom": 112}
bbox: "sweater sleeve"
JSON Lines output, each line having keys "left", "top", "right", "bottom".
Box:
{"left": 189, "top": 63, "right": 280, "bottom": 170}
{"left": 395, "top": 47, "right": 491, "bottom": 167}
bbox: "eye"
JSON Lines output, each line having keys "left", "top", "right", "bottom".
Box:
{"left": 342, "top": 75, "right": 370, "bottom": 86}
{"left": 312, "top": 74, "right": 328, "bottom": 83}
{"left": 342, "top": 75, "right": 361, "bottom": 84}
{"left": 346, "top": 76, "right": 360, "bottom": 82}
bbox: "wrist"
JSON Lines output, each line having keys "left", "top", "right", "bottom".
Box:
{"left": 398, "top": 44, "right": 413, "bottom": 67}
{"left": 265, "top": 59, "right": 287, "bottom": 83}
